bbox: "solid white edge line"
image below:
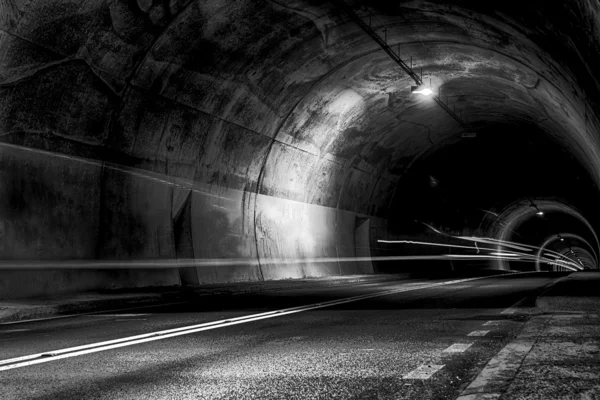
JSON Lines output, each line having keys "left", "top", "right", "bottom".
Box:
{"left": 0, "top": 272, "right": 528, "bottom": 371}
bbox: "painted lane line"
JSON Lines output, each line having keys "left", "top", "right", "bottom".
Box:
{"left": 0, "top": 275, "right": 496, "bottom": 371}
{"left": 468, "top": 330, "right": 490, "bottom": 337}
{"left": 500, "top": 296, "right": 528, "bottom": 315}
{"left": 443, "top": 343, "right": 473, "bottom": 353}
{"left": 482, "top": 321, "right": 500, "bottom": 327}
{"left": 403, "top": 364, "right": 445, "bottom": 379}
{"left": 456, "top": 394, "right": 501, "bottom": 400}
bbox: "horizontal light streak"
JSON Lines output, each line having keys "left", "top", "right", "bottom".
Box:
{"left": 378, "top": 239, "right": 496, "bottom": 252}
{"left": 0, "top": 254, "right": 568, "bottom": 269}
{"left": 489, "top": 252, "right": 519, "bottom": 257}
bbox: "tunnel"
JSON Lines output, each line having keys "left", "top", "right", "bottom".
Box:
{"left": 0, "top": 0, "right": 599, "bottom": 299}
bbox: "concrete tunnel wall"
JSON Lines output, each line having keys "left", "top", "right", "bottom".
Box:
{"left": 1, "top": 0, "right": 600, "bottom": 298}
{"left": 0, "top": 140, "right": 388, "bottom": 299}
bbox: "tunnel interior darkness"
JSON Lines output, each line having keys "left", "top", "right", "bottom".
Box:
{"left": 388, "top": 125, "right": 600, "bottom": 241}
{"left": 0, "top": 0, "right": 599, "bottom": 298}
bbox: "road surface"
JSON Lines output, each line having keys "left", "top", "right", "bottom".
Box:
{"left": 0, "top": 273, "right": 559, "bottom": 399}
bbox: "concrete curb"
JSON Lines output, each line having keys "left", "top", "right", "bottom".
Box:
{"left": 536, "top": 296, "right": 600, "bottom": 313}
{"left": 0, "top": 291, "right": 185, "bottom": 324}
{"left": 457, "top": 272, "right": 594, "bottom": 400}
{"left": 456, "top": 315, "right": 552, "bottom": 400}
{"left": 533, "top": 273, "right": 572, "bottom": 308}
{"left": 0, "top": 274, "right": 403, "bottom": 324}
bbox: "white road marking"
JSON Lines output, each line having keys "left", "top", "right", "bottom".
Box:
{"left": 468, "top": 330, "right": 490, "bottom": 337}
{"left": 456, "top": 393, "right": 501, "bottom": 400}
{"left": 482, "top": 321, "right": 500, "bottom": 326}
{"left": 456, "top": 338, "right": 536, "bottom": 399}
{"left": 443, "top": 343, "right": 473, "bottom": 353}
{"left": 0, "top": 276, "right": 496, "bottom": 371}
{"left": 403, "top": 364, "right": 445, "bottom": 379}
{"left": 501, "top": 296, "right": 528, "bottom": 315}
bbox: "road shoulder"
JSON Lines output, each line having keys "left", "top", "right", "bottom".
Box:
{"left": 456, "top": 271, "right": 600, "bottom": 400}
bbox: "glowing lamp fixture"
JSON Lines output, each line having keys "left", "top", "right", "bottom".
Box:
{"left": 536, "top": 211, "right": 544, "bottom": 216}
{"left": 411, "top": 85, "right": 433, "bottom": 96}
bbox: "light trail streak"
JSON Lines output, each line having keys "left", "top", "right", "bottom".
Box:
{"left": 379, "top": 235, "right": 577, "bottom": 268}
{"left": 377, "top": 239, "right": 497, "bottom": 252}
{"left": 0, "top": 254, "right": 571, "bottom": 270}
{"left": 490, "top": 252, "right": 519, "bottom": 257}
{"left": 455, "top": 236, "right": 534, "bottom": 252}
{"left": 418, "top": 221, "right": 582, "bottom": 269}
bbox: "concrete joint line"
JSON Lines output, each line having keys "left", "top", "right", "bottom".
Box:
{"left": 0, "top": 274, "right": 512, "bottom": 372}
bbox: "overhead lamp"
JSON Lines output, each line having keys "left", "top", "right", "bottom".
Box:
{"left": 411, "top": 85, "right": 433, "bottom": 96}
{"left": 536, "top": 211, "right": 544, "bottom": 216}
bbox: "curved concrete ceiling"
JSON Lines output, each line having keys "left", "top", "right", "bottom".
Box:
{"left": 2, "top": 0, "right": 599, "bottom": 205}
{"left": 0, "top": 0, "right": 599, "bottom": 294}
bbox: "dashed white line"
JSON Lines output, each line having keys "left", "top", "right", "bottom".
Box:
{"left": 500, "top": 307, "right": 517, "bottom": 315}
{"left": 468, "top": 330, "right": 490, "bottom": 337}
{"left": 443, "top": 343, "right": 473, "bottom": 353}
{"left": 403, "top": 364, "right": 445, "bottom": 379}
{"left": 482, "top": 321, "right": 500, "bottom": 326}
{"left": 501, "top": 296, "right": 528, "bottom": 315}
{"left": 456, "top": 393, "right": 501, "bottom": 400}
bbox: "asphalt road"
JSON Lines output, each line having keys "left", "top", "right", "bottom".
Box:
{"left": 0, "top": 273, "right": 561, "bottom": 400}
